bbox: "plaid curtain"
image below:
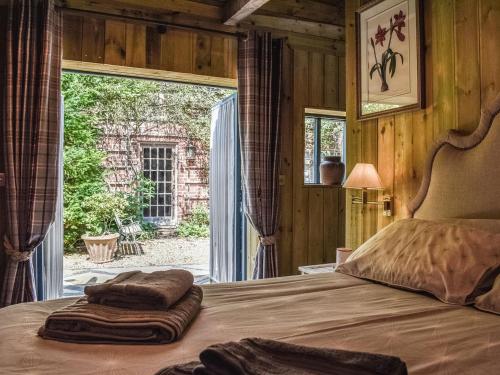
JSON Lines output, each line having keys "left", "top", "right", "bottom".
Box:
{"left": 0, "top": 0, "right": 62, "bottom": 306}
{"left": 238, "top": 32, "right": 283, "bottom": 279}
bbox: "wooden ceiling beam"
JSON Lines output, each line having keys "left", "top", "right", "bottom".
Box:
{"left": 257, "top": 0, "right": 345, "bottom": 26}
{"left": 224, "top": 0, "right": 272, "bottom": 26}
{"left": 59, "top": 0, "right": 238, "bottom": 35}
{"left": 245, "top": 14, "right": 344, "bottom": 40}
{"left": 62, "top": 0, "right": 224, "bottom": 21}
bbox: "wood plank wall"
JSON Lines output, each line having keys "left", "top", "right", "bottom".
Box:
{"left": 62, "top": 14, "right": 237, "bottom": 82}
{"left": 247, "top": 45, "right": 346, "bottom": 277}
{"left": 345, "top": 0, "right": 500, "bottom": 250}
{"left": 276, "top": 45, "right": 346, "bottom": 277}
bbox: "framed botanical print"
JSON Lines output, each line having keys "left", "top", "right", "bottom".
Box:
{"left": 356, "top": 0, "right": 424, "bottom": 120}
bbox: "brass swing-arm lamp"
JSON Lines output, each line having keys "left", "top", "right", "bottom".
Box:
{"left": 343, "top": 163, "right": 393, "bottom": 217}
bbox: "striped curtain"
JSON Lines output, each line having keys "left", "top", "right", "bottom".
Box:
{"left": 0, "top": 0, "right": 62, "bottom": 306}
{"left": 238, "top": 32, "right": 283, "bottom": 279}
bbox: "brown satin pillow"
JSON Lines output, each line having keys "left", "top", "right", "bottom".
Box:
{"left": 436, "top": 219, "right": 500, "bottom": 234}
{"left": 475, "top": 275, "right": 500, "bottom": 315}
{"left": 336, "top": 219, "right": 500, "bottom": 305}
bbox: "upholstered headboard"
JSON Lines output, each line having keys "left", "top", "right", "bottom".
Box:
{"left": 408, "top": 94, "right": 500, "bottom": 220}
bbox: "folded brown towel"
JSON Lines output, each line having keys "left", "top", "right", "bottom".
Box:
{"left": 156, "top": 362, "right": 200, "bottom": 375}
{"left": 156, "top": 338, "right": 407, "bottom": 375}
{"left": 38, "top": 285, "right": 203, "bottom": 344}
{"left": 84, "top": 270, "right": 194, "bottom": 310}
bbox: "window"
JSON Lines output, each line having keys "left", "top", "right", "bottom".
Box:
{"left": 304, "top": 112, "right": 346, "bottom": 184}
{"left": 142, "top": 145, "right": 174, "bottom": 225}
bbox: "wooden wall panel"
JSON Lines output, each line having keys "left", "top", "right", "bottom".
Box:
{"left": 291, "top": 49, "right": 310, "bottom": 273}
{"left": 145, "top": 26, "right": 162, "bottom": 69}
{"left": 104, "top": 20, "right": 126, "bottom": 66}
{"left": 266, "top": 44, "right": 347, "bottom": 276}
{"left": 63, "top": 14, "right": 83, "bottom": 61}
{"left": 63, "top": 14, "right": 238, "bottom": 84}
{"left": 125, "top": 24, "right": 146, "bottom": 68}
{"left": 161, "top": 29, "right": 195, "bottom": 74}
{"left": 454, "top": 0, "right": 481, "bottom": 133}
{"left": 82, "top": 18, "right": 105, "bottom": 63}
{"left": 480, "top": 0, "right": 500, "bottom": 105}
{"left": 278, "top": 44, "right": 294, "bottom": 277}
{"left": 194, "top": 35, "right": 213, "bottom": 76}
{"left": 345, "top": 0, "right": 500, "bottom": 249}
{"left": 324, "top": 54, "right": 339, "bottom": 108}
{"left": 376, "top": 116, "right": 395, "bottom": 231}
{"left": 345, "top": 0, "right": 363, "bottom": 249}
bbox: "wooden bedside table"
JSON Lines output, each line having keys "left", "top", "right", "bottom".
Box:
{"left": 298, "top": 263, "right": 337, "bottom": 275}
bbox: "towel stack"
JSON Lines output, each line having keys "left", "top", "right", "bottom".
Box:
{"left": 156, "top": 338, "right": 408, "bottom": 375}
{"left": 38, "top": 270, "right": 203, "bottom": 344}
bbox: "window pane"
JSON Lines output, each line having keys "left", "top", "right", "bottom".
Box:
{"left": 304, "top": 117, "right": 316, "bottom": 184}
{"left": 142, "top": 146, "right": 174, "bottom": 220}
{"left": 320, "top": 118, "right": 344, "bottom": 159}
{"left": 304, "top": 115, "right": 345, "bottom": 185}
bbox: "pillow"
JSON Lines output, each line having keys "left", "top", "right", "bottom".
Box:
{"left": 336, "top": 219, "right": 500, "bottom": 305}
{"left": 475, "top": 275, "right": 500, "bottom": 315}
{"left": 436, "top": 219, "right": 500, "bottom": 234}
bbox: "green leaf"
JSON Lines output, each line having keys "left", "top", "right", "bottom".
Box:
{"left": 389, "top": 55, "right": 397, "bottom": 77}
{"left": 395, "top": 52, "right": 404, "bottom": 65}
{"left": 369, "top": 63, "right": 380, "bottom": 79}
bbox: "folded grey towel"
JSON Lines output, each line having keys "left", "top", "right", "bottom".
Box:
{"left": 84, "top": 269, "right": 194, "bottom": 310}
{"left": 38, "top": 286, "right": 203, "bottom": 344}
{"left": 156, "top": 337, "right": 408, "bottom": 375}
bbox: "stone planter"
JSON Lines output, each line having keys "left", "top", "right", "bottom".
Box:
{"left": 320, "top": 156, "right": 345, "bottom": 186}
{"left": 81, "top": 233, "right": 119, "bottom": 264}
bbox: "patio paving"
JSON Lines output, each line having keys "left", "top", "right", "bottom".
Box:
{"left": 63, "top": 263, "right": 210, "bottom": 297}
{"left": 63, "top": 237, "right": 210, "bottom": 297}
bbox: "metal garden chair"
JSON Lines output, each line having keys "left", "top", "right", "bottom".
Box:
{"left": 114, "top": 213, "right": 144, "bottom": 255}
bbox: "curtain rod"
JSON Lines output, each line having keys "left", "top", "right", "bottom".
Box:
{"left": 60, "top": 7, "right": 248, "bottom": 39}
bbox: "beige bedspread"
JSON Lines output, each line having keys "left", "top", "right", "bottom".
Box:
{"left": 0, "top": 272, "right": 498, "bottom": 375}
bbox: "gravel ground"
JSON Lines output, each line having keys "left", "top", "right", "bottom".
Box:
{"left": 64, "top": 237, "right": 210, "bottom": 270}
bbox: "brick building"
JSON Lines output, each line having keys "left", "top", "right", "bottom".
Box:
{"left": 100, "top": 121, "right": 209, "bottom": 227}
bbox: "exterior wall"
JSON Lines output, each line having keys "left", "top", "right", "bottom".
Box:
{"left": 101, "top": 123, "right": 208, "bottom": 225}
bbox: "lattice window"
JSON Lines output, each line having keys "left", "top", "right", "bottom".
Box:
{"left": 142, "top": 145, "right": 174, "bottom": 224}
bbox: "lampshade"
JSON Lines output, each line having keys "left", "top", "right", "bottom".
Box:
{"left": 343, "top": 163, "right": 384, "bottom": 190}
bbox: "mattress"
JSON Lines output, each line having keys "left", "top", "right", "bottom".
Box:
{"left": 0, "top": 272, "right": 498, "bottom": 374}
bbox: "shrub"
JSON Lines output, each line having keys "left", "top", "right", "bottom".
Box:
{"left": 176, "top": 206, "right": 210, "bottom": 238}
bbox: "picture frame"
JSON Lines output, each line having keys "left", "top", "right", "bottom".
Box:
{"left": 356, "top": 0, "right": 424, "bottom": 120}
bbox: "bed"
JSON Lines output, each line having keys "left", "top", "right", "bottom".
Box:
{"left": 1, "top": 96, "right": 500, "bottom": 374}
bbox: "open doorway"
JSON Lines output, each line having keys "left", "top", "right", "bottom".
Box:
{"left": 60, "top": 72, "right": 237, "bottom": 296}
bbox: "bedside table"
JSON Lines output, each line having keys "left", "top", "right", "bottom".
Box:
{"left": 298, "top": 263, "right": 337, "bottom": 275}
